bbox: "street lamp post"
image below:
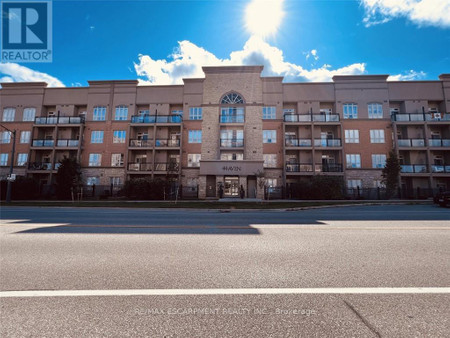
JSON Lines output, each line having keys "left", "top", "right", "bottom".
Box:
{"left": 1, "top": 125, "right": 16, "bottom": 203}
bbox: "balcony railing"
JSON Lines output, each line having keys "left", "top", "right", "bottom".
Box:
{"left": 35, "top": 116, "right": 84, "bottom": 124}
{"left": 285, "top": 138, "right": 312, "bottom": 147}
{"left": 286, "top": 163, "right": 313, "bottom": 172}
{"left": 428, "top": 139, "right": 450, "bottom": 147}
{"left": 400, "top": 164, "right": 428, "bottom": 173}
{"left": 431, "top": 165, "right": 450, "bottom": 173}
{"left": 32, "top": 139, "right": 54, "bottom": 147}
{"left": 130, "top": 115, "right": 182, "bottom": 123}
{"left": 315, "top": 163, "right": 343, "bottom": 172}
{"left": 284, "top": 114, "right": 311, "bottom": 122}
{"left": 392, "top": 113, "right": 450, "bottom": 122}
{"left": 127, "top": 162, "right": 153, "bottom": 171}
{"left": 154, "top": 162, "right": 179, "bottom": 172}
{"left": 28, "top": 162, "right": 55, "bottom": 170}
{"left": 397, "top": 139, "right": 426, "bottom": 147}
{"left": 220, "top": 138, "right": 244, "bottom": 148}
{"left": 56, "top": 139, "right": 79, "bottom": 147}
{"left": 155, "top": 139, "right": 180, "bottom": 147}
{"left": 284, "top": 114, "right": 340, "bottom": 122}
{"left": 127, "top": 162, "right": 180, "bottom": 172}
{"left": 219, "top": 115, "right": 245, "bottom": 123}
{"left": 312, "top": 114, "right": 340, "bottom": 122}
{"left": 129, "top": 139, "right": 154, "bottom": 147}
{"left": 313, "top": 138, "right": 342, "bottom": 147}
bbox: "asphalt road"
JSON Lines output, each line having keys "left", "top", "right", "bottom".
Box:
{"left": 1, "top": 204, "right": 449, "bottom": 337}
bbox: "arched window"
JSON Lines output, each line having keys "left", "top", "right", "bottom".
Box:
{"left": 221, "top": 92, "right": 244, "bottom": 105}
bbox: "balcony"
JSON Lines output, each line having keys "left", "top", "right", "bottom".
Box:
{"left": 392, "top": 113, "right": 450, "bottom": 122}
{"left": 284, "top": 114, "right": 340, "bottom": 122}
{"left": 220, "top": 138, "right": 244, "bottom": 148}
{"left": 313, "top": 138, "right": 342, "bottom": 147}
{"left": 315, "top": 163, "right": 343, "bottom": 172}
{"left": 400, "top": 164, "right": 428, "bottom": 173}
{"left": 129, "top": 139, "right": 154, "bottom": 147}
{"left": 28, "top": 162, "right": 60, "bottom": 171}
{"left": 34, "top": 116, "right": 84, "bottom": 125}
{"left": 397, "top": 139, "right": 426, "bottom": 147}
{"left": 130, "top": 115, "right": 182, "bottom": 124}
{"left": 284, "top": 114, "right": 311, "bottom": 122}
{"left": 431, "top": 165, "right": 450, "bottom": 173}
{"left": 56, "top": 139, "right": 79, "bottom": 147}
{"left": 312, "top": 114, "right": 340, "bottom": 122}
{"left": 219, "top": 115, "right": 244, "bottom": 123}
{"left": 32, "top": 139, "right": 54, "bottom": 147}
{"left": 128, "top": 162, "right": 153, "bottom": 171}
{"left": 428, "top": 139, "right": 450, "bottom": 147}
{"left": 286, "top": 163, "right": 313, "bottom": 172}
{"left": 155, "top": 139, "right": 180, "bottom": 147}
{"left": 127, "top": 162, "right": 180, "bottom": 172}
{"left": 285, "top": 138, "right": 312, "bottom": 147}
{"left": 154, "top": 162, "right": 180, "bottom": 172}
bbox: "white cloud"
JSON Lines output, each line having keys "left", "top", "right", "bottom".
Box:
{"left": 361, "top": 0, "right": 450, "bottom": 28}
{"left": 0, "top": 63, "right": 64, "bottom": 87}
{"left": 305, "top": 49, "right": 319, "bottom": 61}
{"left": 388, "top": 70, "right": 427, "bottom": 81}
{"left": 134, "top": 36, "right": 366, "bottom": 85}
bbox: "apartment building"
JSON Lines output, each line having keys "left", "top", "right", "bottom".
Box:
{"left": 1, "top": 66, "right": 449, "bottom": 199}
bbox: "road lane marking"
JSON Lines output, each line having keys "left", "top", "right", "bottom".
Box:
{"left": 1, "top": 287, "right": 450, "bottom": 298}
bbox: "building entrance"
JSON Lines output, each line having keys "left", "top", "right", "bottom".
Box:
{"left": 224, "top": 176, "right": 239, "bottom": 197}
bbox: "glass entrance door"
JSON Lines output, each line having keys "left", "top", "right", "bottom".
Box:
{"left": 224, "top": 176, "right": 239, "bottom": 197}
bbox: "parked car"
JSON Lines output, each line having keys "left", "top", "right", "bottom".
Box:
{"left": 433, "top": 191, "right": 450, "bottom": 207}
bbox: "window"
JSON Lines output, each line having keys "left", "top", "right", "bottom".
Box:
{"left": 114, "top": 106, "right": 128, "bottom": 120}
{"left": 343, "top": 103, "right": 358, "bottom": 119}
{"left": 171, "top": 110, "right": 183, "bottom": 115}
{"left": 2, "top": 108, "right": 15, "bottom": 122}
{"left": 20, "top": 131, "right": 31, "bottom": 144}
{"left": 93, "top": 106, "right": 106, "bottom": 121}
{"left": 220, "top": 153, "right": 243, "bottom": 161}
{"left": 91, "top": 131, "right": 104, "bottom": 143}
{"left": 110, "top": 177, "right": 122, "bottom": 187}
{"left": 187, "top": 178, "right": 198, "bottom": 187}
{"left": 347, "top": 180, "right": 362, "bottom": 189}
{"left": 1, "top": 131, "right": 11, "bottom": 144}
{"left": 262, "top": 106, "right": 276, "bottom": 119}
{"left": 113, "top": 130, "right": 126, "bottom": 143}
{"left": 88, "top": 153, "right": 102, "bottom": 166}
{"left": 188, "top": 154, "right": 201, "bottom": 167}
{"left": 368, "top": 103, "right": 383, "bottom": 119}
{"left": 266, "top": 178, "right": 277, "bottom": 188}
{"left": 373, "top": 180, "right": 385, "bottom": 188}
{"left": 188, "top": 130, "right": 202, "bottom": 143}
{"left": 22, "top": 108, "right": 36, "bottom": 121}
{"left": 111, "top": 153, "right": 124, "bottom": 167}
{"left": 263, "top": 154, "right": 277, "bottom": 168}
{"left": 372, "top": 154, "right": 387, "bottom": 168}
{"left": 346, "top": 154, "right": 361, "bottom": 168}
{"left": 0, "top": 153, "right": 8, "bottom": 166}
{"left": 86, "top": 177, "right": 100, "bottom": 186}
{"left": 17, "top": 153, "right": 28, "bottom": 166}
{"left": 344, "top": 130, "right": 359, "bottom": 143}
{"left": 189, "top": 107, "right": 202, "bottom": 120}
{"left": 370, "top": 129, "right": 385, "bottom": 143}
{"left": 221, "top": 92, "right": 244, "bottom": 104}
{"left": 263, "top": 130, "right": 276, "bottom": 143}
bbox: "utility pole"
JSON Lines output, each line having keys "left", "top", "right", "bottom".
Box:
{"left": 1, "top": 124, "right": 16, "bottom": 203}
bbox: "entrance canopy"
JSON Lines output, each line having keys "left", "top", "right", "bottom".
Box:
{"left": 199, "top": 160, "right": 264, "bottom": 176}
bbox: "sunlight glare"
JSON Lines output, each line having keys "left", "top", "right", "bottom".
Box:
{"left": 245, "top": 0, "right": 285, "bottom": 38}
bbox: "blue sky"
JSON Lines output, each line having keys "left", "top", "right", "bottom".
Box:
{"left": 1, "top": 0, "right": 449, "bottom": 87}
